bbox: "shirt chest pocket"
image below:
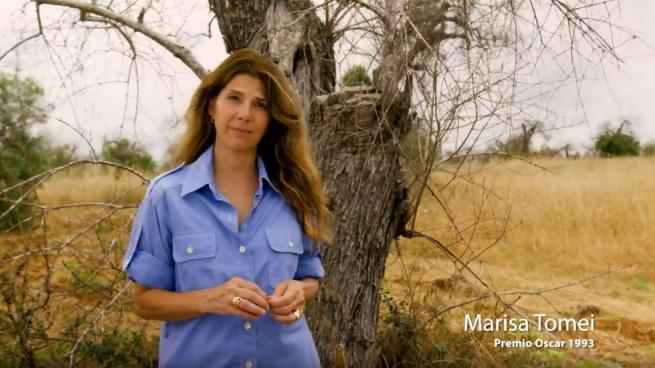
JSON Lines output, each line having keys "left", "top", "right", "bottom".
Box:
{"left": 265, "top": 229, "right": 304, "bottom": 288}
{"left": 172, "top": 233, "right": 221, "bottom": 292}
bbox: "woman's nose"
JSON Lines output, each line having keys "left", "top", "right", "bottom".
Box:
{"left": 236, "top": 103, "right": 251, "bottom": 121}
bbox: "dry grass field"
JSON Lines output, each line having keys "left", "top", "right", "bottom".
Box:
{"left": 383, "top": 156, "right": 655, "bottom": 366}
{"left": 37, "top": 166, "right": 147, "bottom": 206}
{"left": 2, "top": 157, "right": 653, "bottom": 366}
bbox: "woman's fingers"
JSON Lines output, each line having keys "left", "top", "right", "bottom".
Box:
{"left": 237, "top": 288, "right": 270, "bottom": 312}
{"left": 235, "top": 294, "right": 267, "bottom": 317}
{"left": 269, "top": 287, "right": 301, "bottom": 315}
{"left": 271, "top": 281, "right": 289, "bottom": 298}
{"left": 233, "top": 278, "right": 268, "bottom": 300}
{"left": 233, "top": 305, "right": 263, "bottom": 320}
{"left": 225, "top": 277, "right": 269, "bottom": 313}
{"left": 271, "top": 298, "right": 303, "bottom": 316}
{"left": 270, "top": 287, "right": 304, "bottom": 317}
{"left": 271, "top": 312, "right": 295, "bottom": 324}
{"left": 271, "top": 305, "right": 304, "bottom": 324}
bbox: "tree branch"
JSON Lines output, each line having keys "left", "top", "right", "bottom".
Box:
{"left": 34, "top": 0, "right": 207, "bottom": 78}
{"left": 0, "top": 33, "right": 41, "bottom": 62}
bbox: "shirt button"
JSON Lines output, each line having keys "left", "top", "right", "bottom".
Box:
{"left": 239, "top": 245, "right": 247, "bottom": 254}
{"left": 288, "top": 240, "right": 294, "bottom": 248}
{"left": 244, "top": 321, "right": 252, "bottom": 331}
{"left": 245, "top": 361, "right": 253, "bottom": 368}
{"left": 186, "top": 246, "right": 193, "bottom": 254}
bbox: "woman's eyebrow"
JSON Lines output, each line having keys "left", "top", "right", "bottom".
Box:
{"left": 226, "top": 89, "right": 267, "bottom": 102}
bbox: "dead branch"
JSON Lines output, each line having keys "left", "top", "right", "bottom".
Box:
{"left": 435, "top": 263, "right": 636, "bottom": 316}
{"left": 0, "top": 32, "right": 42, "bottom": 62}
{"left": 67, "top": 280, "right": 132, "bottom": 367}
{"left": 0, "top": 160, "right": 148, "bottom": 197}
{"left": 34, "top": 0, "right": 207, "bottom": 78}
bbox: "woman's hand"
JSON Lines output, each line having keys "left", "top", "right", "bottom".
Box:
{"left": 198, "top": 277, "right": 269, "bottom": 320}
{"left": 267, "top": 280, "right": 307, "bottom": 324}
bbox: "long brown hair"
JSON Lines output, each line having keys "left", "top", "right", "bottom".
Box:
{"left": 176, "top": 49, "right": 332, "bottom": 245}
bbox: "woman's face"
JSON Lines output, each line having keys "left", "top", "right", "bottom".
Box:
{"left": 209, "top": 73, "right": 270, "bottom": 154}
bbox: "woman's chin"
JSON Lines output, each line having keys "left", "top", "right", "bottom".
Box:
{"left": 222, "top": 141, "right": 259, "bottom": 154}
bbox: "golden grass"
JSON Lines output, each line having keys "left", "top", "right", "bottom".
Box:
{"left": 416, "top": 156, "right": 654, "bottom": 281}
{"left": 38, "top": 159, "right": 650, "bottom": 317}
{"left": 0, "top": 166, "right": 159, "bottom": 366}
{"left": 5, "top": 158, "right": 654, "bottom": 365}
{"left": 36, "top": 166, "right": 148, "bottom": 206}
{"left": 384, "top": 156, "right": 655, "bottom": 364}
{"left": 29, "top": 157, "right": 655, "bottom": 285}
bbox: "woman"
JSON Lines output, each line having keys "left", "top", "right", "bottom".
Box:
{"left": 121, "top": 49, "right": 332, "bottom": 368}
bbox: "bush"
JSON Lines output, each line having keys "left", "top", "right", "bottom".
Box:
{"left": 101, "top": 138, "right": 155, "bottom": 171}
{"left": 0, "top": 73, "right": 51, "bottom": 231}
{"left": 340, "top": 65, "right": 372, "bottom": 87}
{"left": 377, "top": 291, "right": 481, "bottom": 367}
{"left": 78, "top": 330, "right": 158, "bottom": 367}
{"left": 0, "top": 329, "right": 158, "bottom": 367}
{"left": 594, "top": 122, "right": 640, "bottom": 157}
{"left": 48, "top": 143, "right": 79, "bottom": 167}
{"left": 642, "top": 142, "right": 655, "bottom": 156}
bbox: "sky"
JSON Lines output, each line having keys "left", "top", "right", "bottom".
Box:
{"left": 1, "top": 1, "right": 654, "bottom": 161}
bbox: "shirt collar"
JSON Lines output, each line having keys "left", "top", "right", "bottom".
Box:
{"left": 255, "top": 152, "right": 281, "bottom": 196}
{"left": 180, "top": 144, "right": 280, "bottom": 197}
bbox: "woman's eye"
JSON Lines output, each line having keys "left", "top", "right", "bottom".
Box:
{"left": 256, "top": 102, "right": 268, "bottom": 109}
{"left": 227, "top": 95, "right": 239, "bottom": 101}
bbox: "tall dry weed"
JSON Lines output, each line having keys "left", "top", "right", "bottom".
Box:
{"left": 414, "top": 156, "right": 655, "bottom": 281}
{"left": 37, "top": 166, "right": 147, "bottom": 206}
{"left": 382, "top": 156, "right": 655, "bottom": 366}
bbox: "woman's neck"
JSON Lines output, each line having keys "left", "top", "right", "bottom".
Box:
{"left": 212, "top": 142, "right": 258, "bottom": 185}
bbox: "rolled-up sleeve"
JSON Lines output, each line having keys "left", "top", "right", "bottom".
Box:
{"left": 294, "top": 233, "right": 325, "bottom": 280}
{"left": 122, "top": 195, "right": 175, "bottom": 290}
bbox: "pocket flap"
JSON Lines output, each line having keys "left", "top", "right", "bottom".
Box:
{"left": 265, "top": 229, "right": 304, "bottom": 255}
{"left": 172, "top": 233, "right": 216, "bottom": 262}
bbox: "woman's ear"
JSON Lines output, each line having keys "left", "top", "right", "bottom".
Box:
{"left": 207, "top": 97, "right": 216, "bottom": 122}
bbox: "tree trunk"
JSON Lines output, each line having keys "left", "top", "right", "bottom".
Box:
{"left": 210, "top": 0, "right": 335, "bottom": 118}
{"left": 212, "top": 2, "right": 411, "bottom": 366}
{"left": 307, "top": 88, "right": 411, "bottom": 367}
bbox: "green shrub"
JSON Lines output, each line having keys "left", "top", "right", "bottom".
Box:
{"left": 0, "top": 321, "right": 158, "bottom": 368}
{"left": 0, "top": 73, "right": 51, "bottom": 231}
{"left": 78, "top": 330, "right": 158, "bottom": 367}
{"left": 101, "top": 138, "right": 155, "bottom": 172}
{"left": 340, "top": 65, "right": 372, "bottom": 87}
{"left": 594, "top": 131, "right": 640, "bottom": 157}
{"left": 377, "top": 291, "right": 481, "bottom": 367}
{"left": 48, "top": 143, "right": 79, "bottom": 167}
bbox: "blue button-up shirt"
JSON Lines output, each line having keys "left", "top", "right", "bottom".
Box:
{"left": 122, "top": 145, "right": 324, "bottom": 368}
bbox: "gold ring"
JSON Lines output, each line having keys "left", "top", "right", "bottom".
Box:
{"left": 293, "top": 309, "right": 303, "bottom": 321}
{"left": 231, "top": 296, "right": 242, "bottom": 309}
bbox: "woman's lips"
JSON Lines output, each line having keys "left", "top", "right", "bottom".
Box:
{"left": 230, "top": 127, "right": 252, "bottom": 134}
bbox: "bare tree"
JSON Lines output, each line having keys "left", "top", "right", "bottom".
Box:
{"left": 496, "top": 120, "right": 543, "bottom": 155}
{"left": 0, "top": 0, "right": 634, "bottom": 366}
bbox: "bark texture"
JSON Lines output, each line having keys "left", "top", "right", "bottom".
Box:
{"left": 306, "top": 87, "right": 411, "bottom": 367}
{"left": 210, "top": 0, "right": 335, "bottom": 119}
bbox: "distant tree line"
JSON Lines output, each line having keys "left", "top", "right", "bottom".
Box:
{"left": 490, "top": 119, "right": 651, "bottom": 158}
{"left": 0, "top": 72, "right": 156, "bottom": 231}
{"left": 101, "top": 138, "right": 155, "bottom": 172}
{"left": 2, "top": 68, "right": 654, "bottom": 230}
